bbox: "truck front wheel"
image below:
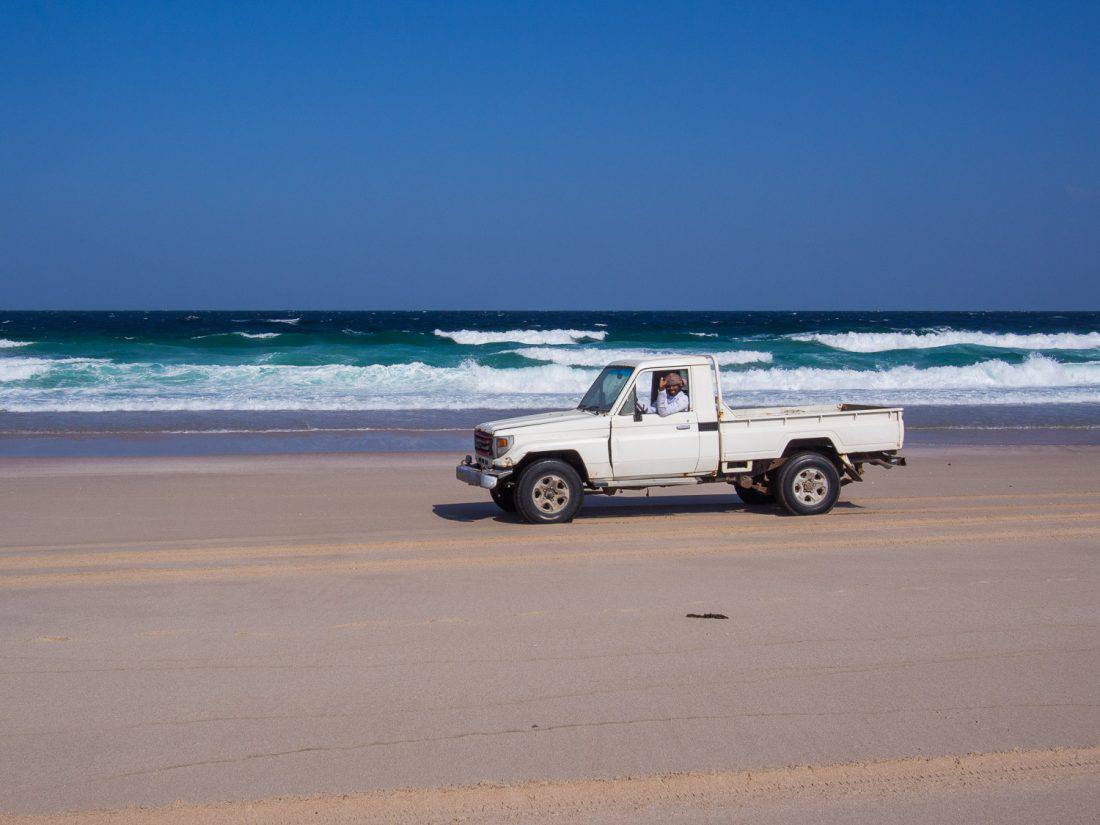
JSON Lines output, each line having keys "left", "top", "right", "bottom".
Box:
{"left": 490, "top": 482, "right": 517, "bottom": 513}
{"left": 776, "top": 452, "right": 841, "bottom": 516}
{"left": 515, "top": 459, "right": 583, "bottom": 524}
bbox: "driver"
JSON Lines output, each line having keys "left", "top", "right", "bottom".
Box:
{"left": 656, "top": 371, "right": 689, "bottom": 416}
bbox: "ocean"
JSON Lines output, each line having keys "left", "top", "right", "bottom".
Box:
{"left": 1, "top": 310, "right": 1098, "bottom": 456}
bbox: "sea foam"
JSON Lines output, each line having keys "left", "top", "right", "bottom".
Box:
{"left": 0, "top": 339, "right": 34, "bottom": 348}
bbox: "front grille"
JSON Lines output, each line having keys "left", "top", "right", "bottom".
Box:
{"left": 474, "top": 429, "right": 493, "bottom": 456}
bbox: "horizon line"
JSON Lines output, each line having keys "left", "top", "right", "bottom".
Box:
{"left": 2, "top": 308, "right": 1098, "bottom": 314}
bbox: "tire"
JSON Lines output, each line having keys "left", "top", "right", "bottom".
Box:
{"left": 490, "top": 482, "right": 517, "bottom": 513}
{"left": 515, "top": 459, "right": 583, "bottom": 524}
{"left": 734, "top": 484, "right": 775, "bottom": 506}
{"left": 775, "top": 452, "right": 841, "bottom": 516}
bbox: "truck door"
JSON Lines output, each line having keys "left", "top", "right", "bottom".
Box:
{"left": 610, "top": 367, "right": 701, "bottom": 477}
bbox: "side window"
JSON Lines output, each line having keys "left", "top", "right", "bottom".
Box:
{"left": 631, "top": 369, "right": 691, "bottom": 415}
{"left": 660, "top": 369, "right": 691, "bottom": 413}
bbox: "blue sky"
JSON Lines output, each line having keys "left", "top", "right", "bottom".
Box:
{"left": 2, "top": 1, "right": 1097, "bottom": 310}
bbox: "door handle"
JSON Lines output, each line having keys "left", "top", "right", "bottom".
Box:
{"left": 676, "top": 423, "right": 691, "bottom": 430}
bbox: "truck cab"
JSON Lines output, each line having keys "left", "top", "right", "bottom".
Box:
{"left": 457, "top": 355, "right": 905, "bottom": 523}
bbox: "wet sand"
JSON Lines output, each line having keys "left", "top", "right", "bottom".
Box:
{"left": 0, "top": 447, "right": 1098, "bottom": 822}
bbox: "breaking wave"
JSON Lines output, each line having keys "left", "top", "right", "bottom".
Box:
{"left": 0, "top": 358, "right": 590, "bottom": 411}
{"left": 510, "top": 348, "right": 772, "bottom": 367}
{"left": 791, "top": 329, "right": 1100, "bottom": 352}
{"left": 193, "top": 332, "right": 283, "bottom": 340}
{"left": 0, "top": 339, "right": 34, "bottom": 348}
{"left": 434, "top": 328, "right": 608, "bottom": 345}
{"left": 725, "top": 354, "right": 1099, "bottom": 391}
{"left": 0, "top": 356, "right": 111, "bottom": 383}
{"left": 2, "top": 353, "right": 1097, "bottom": 411}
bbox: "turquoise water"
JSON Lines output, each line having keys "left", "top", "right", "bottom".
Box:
{"left": 2, "top": 311, "right": 1099, "bottom": 413}
{"left": 2, "top": 310, "right": 1097, "bottom": 455}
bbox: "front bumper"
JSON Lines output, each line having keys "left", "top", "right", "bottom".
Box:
{"left": 456, "top": 459, "right": 512, "bottom": 490}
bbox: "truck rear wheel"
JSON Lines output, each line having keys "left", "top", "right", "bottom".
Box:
{"left": 515, "top": 459, "right": 583, "bottom": 524}
{"left": 490, "top": 482, "right": 517, "bottom": 513}
{"left": 776, "top": 452, "right": 841, "bottom": 516}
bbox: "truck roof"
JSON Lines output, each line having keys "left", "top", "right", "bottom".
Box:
{"left": 606, "top": 355, "right": 716, "bottom": 370}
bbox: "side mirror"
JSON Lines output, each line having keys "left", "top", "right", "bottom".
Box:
{"left": 633, "top": 408, "right": 643, "bottom": 422}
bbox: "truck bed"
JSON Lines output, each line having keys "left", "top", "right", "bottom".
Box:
{"left": 718, "top": 403, "right": 904, "bottom": 461}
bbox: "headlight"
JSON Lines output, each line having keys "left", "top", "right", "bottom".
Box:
{"left": 493, "top": 435, "right": 514, "bottom": 456}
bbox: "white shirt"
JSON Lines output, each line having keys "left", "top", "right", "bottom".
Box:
{"left": 656, "top": 389, "right": 690, "bottom": 417}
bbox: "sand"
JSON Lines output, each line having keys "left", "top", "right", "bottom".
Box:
{"left": 0, "top": 446, "right": 1097, "bottom": 822}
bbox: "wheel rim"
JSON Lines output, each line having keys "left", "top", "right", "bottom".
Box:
{"left": 792, "top": 468, "right": 829, "bottom": 505}
{"left": 532, "top": 474, "right": 571, "bottom": 515}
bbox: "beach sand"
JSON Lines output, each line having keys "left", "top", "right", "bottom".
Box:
{"left": 0, "top": 446, "right": 1097, "bottom": 822}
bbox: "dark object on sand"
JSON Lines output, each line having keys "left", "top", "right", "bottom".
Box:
{"left": 686, "top": 613, "right": 728, "bottom": 619}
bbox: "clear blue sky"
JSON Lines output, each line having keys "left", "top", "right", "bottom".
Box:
{"left": 2, "top": 1, "right": 1097, "bottom": 310}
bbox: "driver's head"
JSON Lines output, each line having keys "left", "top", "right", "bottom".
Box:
{"left": 665, "top": 372, "right": 684, "bottom": 395}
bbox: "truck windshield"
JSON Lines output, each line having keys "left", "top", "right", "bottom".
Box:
{"left": 577, "top": 365, "right": 634, "bottom": 413}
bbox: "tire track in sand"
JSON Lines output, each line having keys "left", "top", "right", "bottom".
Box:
{"left": 1, "top": 522, "right": 1098, "bottom": 589}
{"left": 2, "top": 746, "right": 1095, "bottom": 824}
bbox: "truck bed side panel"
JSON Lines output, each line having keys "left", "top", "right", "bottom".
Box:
{"left": 720, "top": 408, "right": 904, "bottom": 462}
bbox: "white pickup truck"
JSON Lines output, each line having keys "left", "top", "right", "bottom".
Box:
{"left": 457, "top": 355, "right": 905, "bottom": 524}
